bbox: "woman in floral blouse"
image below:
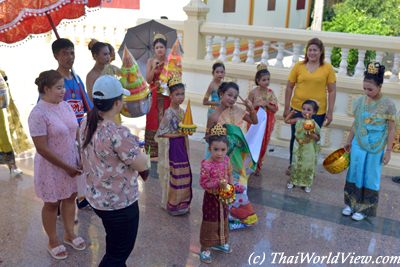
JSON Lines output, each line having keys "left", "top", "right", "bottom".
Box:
{"left": 80, "top": 75, "right": 150, "bottom": 267}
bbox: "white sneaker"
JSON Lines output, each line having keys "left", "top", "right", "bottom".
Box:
{"left": 304, "top": 187, "right": 311, "bottom": 193}
{"left": 351, "top": 212, "right": 366, "bottom": 221}
{"left": 342, "top": 205, "right": 352, "bottom": 216}
{"left": 287, "top": 182, "right": 294, "bottom": 189}
{"left": 10, "top": 168, "right": 23, "bottom": 178}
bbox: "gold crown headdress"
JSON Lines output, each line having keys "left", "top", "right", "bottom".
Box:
{"left": 257, "top": 63, "right": 268, "bottom": 72}
{"left": 153, "top": 33, "right": 166, "bottom": 42}
{"left": 367, "top": 62, "right": 380, "bottom": 75}
{"left": 168, "top": 73, "right": 182, "bottom": 88}
{"left": 210, "top": 123, "right": 227, "bottom": 136}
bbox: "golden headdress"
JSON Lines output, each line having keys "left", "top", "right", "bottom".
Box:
{"left": 168, "top": 73, "right": 182, "bottom": 88}
{"left": 367, "top": 62, "right": 380, "bottom": 75}
{"left": 257, "top": 63, "right": 268, "bottom": 72}
{"left": 153, "top": 33, "right": 166, "bottom": 42}
{"left": 214, "top": 60, "right": 224, "bottom": 65}
{"left": 210, "top": 123, "right": 227, "bottom": 136}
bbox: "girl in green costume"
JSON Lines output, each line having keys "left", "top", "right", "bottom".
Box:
{"left": 285, "top": 100, "right": 320, "bottom": 193}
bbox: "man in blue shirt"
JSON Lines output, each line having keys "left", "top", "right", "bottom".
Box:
{"left": 52, "top": 38, "right": 92, "bottom": 209}
{"left": 52, "top": 38, "right": 93, "bottom": 125}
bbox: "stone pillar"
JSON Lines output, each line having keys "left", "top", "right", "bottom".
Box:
{"left": 183, "top": 0, "right": 209, "bottom": 60}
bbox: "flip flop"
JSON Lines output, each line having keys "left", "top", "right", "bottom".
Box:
{"left": 64, "top": 236, "right": 86, "bottom": 251}
{"left": 47, "top": 244, "right": 68, "bottom": 260}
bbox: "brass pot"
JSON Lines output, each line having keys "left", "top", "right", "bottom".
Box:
{"left": 323, "top": 148, "right": 350, "bottom": 174}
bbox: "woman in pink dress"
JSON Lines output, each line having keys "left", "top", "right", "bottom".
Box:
{"left": 28, "top": 70, "right": 86, "bottom": 260}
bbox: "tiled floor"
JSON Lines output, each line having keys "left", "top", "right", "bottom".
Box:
{"left": 1, "top": 139, "right": 400, "bottom": 267}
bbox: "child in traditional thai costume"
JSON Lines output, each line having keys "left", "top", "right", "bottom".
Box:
{"left": 247, "top": 63, "right": 278, "bottom": 175}
{"left": 342, "top": 62, "right": 396, "bottom": 221}
{"left": 285, "top": 100, "right": 321, "bottom": 193}
{"left": 156, "top": 76, "right": 192, "bottom": 216}
{"left": 203, "top": 61, "right": 225, "bottom": 117}
{"left": 207, "top": 82, "right": 258, "bottom": 230}
{"left": 199, "top": 124, "right": 233, "bottom": 264}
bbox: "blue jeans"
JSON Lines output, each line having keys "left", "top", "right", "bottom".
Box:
{"left": 289, "top": 110, "right": 326, "bottom": 164}
{"left": 93, "top": 201, "right": 139, "bottom": 267}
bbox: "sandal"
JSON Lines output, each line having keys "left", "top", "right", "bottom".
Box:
{"left": 47, "top": 244, "right": 68, "bottom": 260}
{"left": 64, "top": 236, "right": 86, "bottom": 251}
{"left": 211, "top": 244, "right": 232, "bottom": 254}
{"left": 200, "top": 250, "right": 212, "bottom": 264}
{"left": 392, "top": 176, "right": 400, "bottom": 184}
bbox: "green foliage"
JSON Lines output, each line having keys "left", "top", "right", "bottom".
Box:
{"left": 322, "top": 0, "right": 399, "bottom": 74}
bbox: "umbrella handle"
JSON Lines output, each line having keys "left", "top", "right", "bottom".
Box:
{"left": 46, "top": 13, "right": 60, "bottom": 39}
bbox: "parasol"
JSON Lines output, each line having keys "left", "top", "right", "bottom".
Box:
{"left": 0, "top": 0, "right": 101, "bottom": 44}
{"left": 117, "top": 19, "right": 181, "bottom": 76}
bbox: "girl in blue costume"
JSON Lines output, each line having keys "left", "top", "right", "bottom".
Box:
{"left": 203, "top": 61, "right": 225, "bottom": 117}
{"left": 342, "top": 62, "right": 396, "bottom": 221}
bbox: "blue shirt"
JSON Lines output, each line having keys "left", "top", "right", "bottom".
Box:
{"left": 63, "top": 75, "right": 93, "bottom": 124}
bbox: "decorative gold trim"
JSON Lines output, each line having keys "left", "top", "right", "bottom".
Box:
{"left": 257, "top": 63, "right": 268, "bottom": 72}
{"left": 210, "top": 123, "right": 227, "bottom": 136}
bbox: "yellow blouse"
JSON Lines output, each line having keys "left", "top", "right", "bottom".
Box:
{"left": 288, "top": 62, "right": 336, "bottom": 115}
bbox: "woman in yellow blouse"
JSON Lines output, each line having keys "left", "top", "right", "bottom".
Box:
{"left": 283, "top": 38, "right": 336, "bottom": 175}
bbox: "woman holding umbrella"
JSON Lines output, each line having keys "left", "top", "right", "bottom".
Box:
{"left": 145, "top": 33, "right": 171, "bottom": 158}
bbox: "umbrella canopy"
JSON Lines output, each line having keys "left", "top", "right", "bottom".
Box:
{"left": 0, "top": 0, "right": 101, "bottom": 44}
{"left": 118, "top": 20, "right": 180, "bottom": 75}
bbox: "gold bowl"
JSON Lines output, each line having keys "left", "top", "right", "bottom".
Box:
{"left": 323, "top": 148, "right": 350, "bottom": 174}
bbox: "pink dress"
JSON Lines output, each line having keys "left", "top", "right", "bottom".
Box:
{"left": 28, "top": 100, "right": 79, "bottom": 202}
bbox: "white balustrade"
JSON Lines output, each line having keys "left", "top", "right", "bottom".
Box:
{"left": 204, "top": 35, "right": 213, "bottom": 60}
{"left": 104, "top": 26, "right": 114, "bottom": 44}
{"left": 245, "top": 39, "right": 255, "bottom": 64}
{"left": 291, "top": 43, "right": 302, "bottom": 67}
{"left": 261, "top": 41, "right": 270, "bottom": 65}
{"left": 81, "top": 25, "right": 89, "bottom": 45}
{"left": 177, "top": 32, "right": 183, "bottom": 47}
{"left": 58, "top": 19, "right": 400, "bottom": 83}
{"left": 274, "top": 42, "right": 284, "bottom": 68}
{"left": 375, "top": 51, "right": 384, "bottom": 63}
{"left": 354, "top": 49, "right": 366, "bottom": 77}
{"left": 232, "top": 38, "right": 241, "bottom": 63}
{"left": 325, "top": 46, "right": 332, "bottom": 64}
{"left": 110, "top": 27, "right": 118, "bottom": 49}
{"left": 95, "top": 25, "right": 104, "bottom": 40}
{"left": 218, "top": 36, "right": 227, "bottom": 62}
{"left": 390, "top": 53, "right": 400, "bottom": 82}
{"left": 338, "top": 48, "right": 349, "bottom": 75}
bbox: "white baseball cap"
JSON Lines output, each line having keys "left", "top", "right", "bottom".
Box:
{"left": 92, "top": 75, "right": 130, "bottom": 100}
